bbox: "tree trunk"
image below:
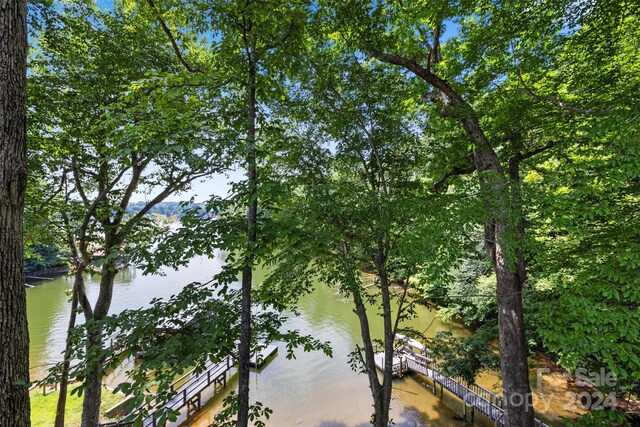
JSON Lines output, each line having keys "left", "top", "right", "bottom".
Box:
{"left": 349, "top": 258, "right": 393, "bottom": 427}
{"left": 81, "top": 321, "right": 104, "bottom": 427}
{"left": 508, "top": 156, "right": 527, "bottom": 286}
{"left": 0, "top": 0, "right": 30, "bottom": 425}
{"left": 54, "top": 268, "right": 84, "bottom": 427}
{"left": 378, "top": 267, "right": 394, "bottom": 427}
{"left": 351, "top": 287, "right": 387, "bottom": 427}
{"left": 237, "top": 59, "right": 258, "bottom": 427}
{"left": 81, "top": 264, "right": 116, "bottom": 427}
{"left": 494, "top": 242, "right": 531, "bottom": 426}
{"left": 462, "top": 118, "right": 534, "bottom": 427}
{"left": 368, "top": 51, "right": 535, "bottom": 425}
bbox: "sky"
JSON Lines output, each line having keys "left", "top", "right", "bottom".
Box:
{"left": 131, "top": 168, "right": 246, "bottom": 203}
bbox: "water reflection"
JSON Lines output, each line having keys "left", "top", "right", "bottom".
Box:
{"left": 27, "top": 255, "right": 571, "bottom": 426}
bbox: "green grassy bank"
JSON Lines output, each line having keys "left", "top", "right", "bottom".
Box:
{"left": 30, "top": 387, "right": 123, "bottom": 426}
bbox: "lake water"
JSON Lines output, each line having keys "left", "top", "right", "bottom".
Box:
{"left": 26, "top": 254, "right": 577, "bottom": 426}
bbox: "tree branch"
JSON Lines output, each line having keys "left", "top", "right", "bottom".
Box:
{"left": 40, "top": 169, "right": 69, "bottom": 209}
{"left": 433, "top": 162, "right": 476, "bottom": 194}
{"left": 145, "top": 0, "right": 202, "bottom": 73}
{"left": 259, "top": 20, "right": 294, "bottom": 55}
{"left": 434, "top": 140, "right": 561, "bottom": 194}
{"left": 71, "top": 157, "right": 90, "bottom": 206}
{"left": 517, "top": 140, "right": 562, "bottom": 162}
{"left": 116, "top": 170, "right": 212, "bottom": 239}
{"left": 113, "top": 153, "right": 150, "bottom": 227}
{"left": 392, "top": 273, "right": 412, "bottom": 337}
{"left": 369, "top": 51, "right": 450, "bottom": 96}
{"left": 323, "top": 82, "right": 389, "bottom": 194}
{"left": 429, "top": 22, "right": 442, "bottom": 70}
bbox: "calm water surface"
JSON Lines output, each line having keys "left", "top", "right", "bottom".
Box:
{"left": 27, "top": 254, "right": 576, "bottom": 426}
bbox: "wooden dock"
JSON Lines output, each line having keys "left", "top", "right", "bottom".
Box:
{"left": 249, "top": 344, "right": 278, "bottom": 369}
{"left": 375, "top": 335, "right": 550, "bottom": 427}
{"left": 100, "top": 343, "right": 279, "bottom": 427}
{"left": 373, "top": 351, "right": 409, "bottom": 377}
{"left": 100, "top": 354, "right": 235, "bottom": 427}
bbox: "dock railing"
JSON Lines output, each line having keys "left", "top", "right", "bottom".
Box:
{"left": 401, "top": 348, "right": 549, "bottom": 427}
{"left": 99, "top": 354, "right": 236, "bottom": 427}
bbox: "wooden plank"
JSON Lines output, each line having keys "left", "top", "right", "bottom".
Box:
{"left": 98, "top": 355, "right": 237, "bottom": 427}
{"left": 249, "top": 344, "right": 278, "bottom": 368}
{"left": 374, "top": 351, "right": 406, "bottom": 377}
{"left": 396, "top": 333, "right": 427, "bottom": 353}
{"left": 398, "top": 345, "right": 550, "bottom": 427}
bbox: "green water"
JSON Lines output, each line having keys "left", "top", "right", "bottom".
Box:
{"left": 26, "top": 254, "right": 573, "bottom": 426}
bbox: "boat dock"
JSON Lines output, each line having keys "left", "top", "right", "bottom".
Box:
{"left": 100, "top": 344, "right": 278, "bottom": 427}
{"left": 374, "top": 334, "right": 550, "bottom": 427}
{"left": 249, "top": 344, "right": 278, "bottom": 369}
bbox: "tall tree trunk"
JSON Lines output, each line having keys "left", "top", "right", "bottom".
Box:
{"left": 368, "top": 52, "right": 534, "bottom": 427}
{"left": 0, "top": 0, "right": 30, "bottom": 425}
{"left": 351, "top": 287, "right": 386, "bottom": 426}
{"left": 378, "top": 266, "right": 394, "bottom": 427}
{"left": 81, "top": 321, "right": 104, "bottom": 427}
{"left": 508, "top": 156, "right": 527, "bottom": 286}
{"left": 81, "top": 265, "right": 116, "bottom": 427}
{"left": 462, "top": 119, "right": 533, "bottom": 427}
{"left": 54, "top": 268, "right": 84, "bottom": 427}
{"left": 237, "top": 59, "right": 258, "bottom": 427}
{"left": 346, "top": 238, "right": 393, "bottom": 427}
{"left": 55, "top": 210, "right": 84, "bottom": 427}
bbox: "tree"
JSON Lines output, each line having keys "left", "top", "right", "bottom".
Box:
{"left": 29, "top": 1, "right": 226, "bottom": 423}
{"left": 319, "top": 0, "right": 640, "bottom": 423}
{"left": 520, "top": 8, "right": 640, "bottom": 423}
{"left": 0, "top": 0, "right": 31, "bottom": 425}
{"left": 266, "top": 47, "right": 471, "bottom": 425}
{"left": 321, "top": 2, "right": 536, "bottom": 423}
{"left": 137, "top": 1, "right": 308, "bottom": 423}
{"left": 321, "top": 1, "right": 640, "bottom": 424}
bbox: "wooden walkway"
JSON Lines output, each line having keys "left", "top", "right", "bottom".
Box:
{"left": 376, "top": 335, "right": 550, "bottom": 427}
{"left": 100, "top": 344, "right": 278, "bottom": 427}
{"left": 100, "top": 354, "right": 235, "bottom": 427}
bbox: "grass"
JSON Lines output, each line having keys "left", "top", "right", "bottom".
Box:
{"left": 30, "top": 386, "right": 123, "bottom": 426}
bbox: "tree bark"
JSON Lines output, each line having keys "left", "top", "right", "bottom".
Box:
{"left": 81, "top": 321, "right": 104, "bottom": 427}
{"left": 370, "top": 51, "right": 534, "bottom": 427}
{"left": 54, "top": 268, "right": 84, "bottom": 427}
{"left": 346, "top": 238, "right": 394, "bottom": 427}
{"left": 0, "top": 0, "right": 30, "bottom": 425}
{"left": 81, "top": 265, "right": 116, "bottom": 427}
{"left": 237, "top": 58, "right": 258, "bottom": 427}
{"left": 350, "top": 272, "right": 394, "bottom": 427}
{"left": 455, "top": 114, "right": 534, "bottom": 427}
{"left": 351, "top": 285, "right": 386, "bottom": 426}
{"left": 378, "top": 270, "right": 394, "bottom": 427}
{"left": 55, "top": 209, "right": 85, "bottom": 427}
{"left": 508, "top": 156, "right": 527, "bottom": 286}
